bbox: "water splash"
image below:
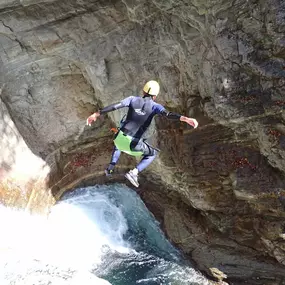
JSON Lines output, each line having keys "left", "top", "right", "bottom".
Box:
{"left": 1, "top": 183, "right": 209, "bottom": 285}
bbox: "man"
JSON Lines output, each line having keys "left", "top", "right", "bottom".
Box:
{"left": 86, "top": 80, "right": 198, "bottom": 187}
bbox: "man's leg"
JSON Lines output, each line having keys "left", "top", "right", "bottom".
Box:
{"left": 136, "top": 152, "right": 157, "bottom": 172}
{"left": 105, "top": 145, "right": 121, "bottom": 176}
{"left": 125, "top": 140, "right": 158, "bottom": 187}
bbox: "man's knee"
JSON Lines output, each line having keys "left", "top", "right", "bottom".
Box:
{"left": 141, "top": 142, "right": 157, "bottom": 156}
{"left": 149, "top": 148, "right": 158, "bottom": 156}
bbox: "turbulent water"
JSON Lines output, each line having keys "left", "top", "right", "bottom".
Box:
{"left": 0, "top": 184, "right": 209, "bottom": 285}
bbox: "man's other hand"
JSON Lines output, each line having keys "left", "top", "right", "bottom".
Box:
{"left": 180, "top": 116, "right": 198, "bottom": 128}
{"left": 86, "top": 112, "right": 100, "bottom": 126}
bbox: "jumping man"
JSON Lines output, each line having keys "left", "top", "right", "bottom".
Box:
{"left": 86, "top": 80, "right": 198, "bottom": 187}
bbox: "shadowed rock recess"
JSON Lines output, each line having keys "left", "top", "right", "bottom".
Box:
{"left": 1, "top": 0, "right": 285, "bottom": 283}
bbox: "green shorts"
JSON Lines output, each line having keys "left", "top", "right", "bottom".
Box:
{"left": 113, "top": 131, "right": 144, "bottom": 156}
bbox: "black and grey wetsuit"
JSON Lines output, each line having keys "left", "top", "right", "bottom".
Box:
{"left": 100, "top": 96, "right": 181, "bottom": 156}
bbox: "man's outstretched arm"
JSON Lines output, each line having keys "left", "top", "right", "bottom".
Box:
{"left": 160, "top": 109, "right": 199, "bottom": 128}
{"left": 86, "top": 96, "right": 134, "bottom": 126}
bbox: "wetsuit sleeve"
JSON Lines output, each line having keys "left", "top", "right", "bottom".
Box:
{"left": 120, "top": 96, "right": 135, "bottom": 107}
{"left": 154, "top": 103, "right": 181, "bottom": 120}
{"left": 99, "top": 96, "right": 134, "bottom": 114}
{"left": 161, "top": 110, "right": 181, "bottom": 120}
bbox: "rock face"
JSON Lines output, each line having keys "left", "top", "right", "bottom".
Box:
{"left": 1, "top": 0, "right": 285, "bottom": 284}
{"left": 0, "top": 98, "right": 53, "bottom": 211}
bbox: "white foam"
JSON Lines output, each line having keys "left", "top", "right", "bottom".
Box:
{"left": 0, "top": 189, "right": 131, "bottom": 284}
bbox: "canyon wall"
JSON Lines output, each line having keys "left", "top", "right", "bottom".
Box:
{"left": 1, "top": 0, "right": 285, "bottom": 283}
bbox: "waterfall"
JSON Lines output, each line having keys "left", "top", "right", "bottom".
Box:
{"left": 1, "top": 183, "right": 209, "bottom": 285}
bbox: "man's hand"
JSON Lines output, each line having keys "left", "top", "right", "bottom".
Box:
{"left": 86, "top": 112, "right": 100, "bottom": 126}
{"left": 180, "top": 116, "right": 198, "bottom": 128}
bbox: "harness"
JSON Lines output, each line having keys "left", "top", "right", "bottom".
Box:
{"left": 112, "top": 115, "right": 144, "bottom": 157}
{"left": 113, "top": 131, "right": 143, "bottom": 156}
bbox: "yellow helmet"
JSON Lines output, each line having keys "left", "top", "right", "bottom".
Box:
{"left": 143, "top": 80, "right": 160, "bottom": 96}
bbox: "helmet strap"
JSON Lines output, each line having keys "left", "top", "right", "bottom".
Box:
{"left": 142, "top": 92, "right": 154, "bottom": 98}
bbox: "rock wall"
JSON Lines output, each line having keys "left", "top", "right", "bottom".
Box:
{"left": 1, "top": 0, "right": 285, "bottom": 284}
{"left": 0, "top": 98, "right": 53, "bottom": 212}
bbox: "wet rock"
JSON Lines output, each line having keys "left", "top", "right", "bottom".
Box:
{"left": 209, "top": 268, "right": 227, "bottom": 282}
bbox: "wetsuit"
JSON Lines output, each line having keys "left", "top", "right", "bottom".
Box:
{"left": 100, "top": 95, "right": 181, "bottom": 172}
